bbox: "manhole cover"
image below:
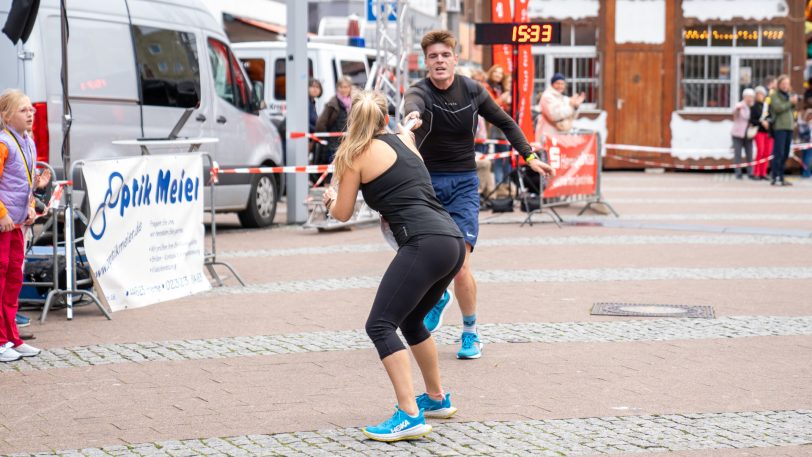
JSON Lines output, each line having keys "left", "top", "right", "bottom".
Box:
{"left": 591, "top": 302, "right": 715, "bottom": 318}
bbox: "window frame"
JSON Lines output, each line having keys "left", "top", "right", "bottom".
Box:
{"left": 678, "top": 47, "right": 785, "bottom": 113}
{"left": 207, "top": 37, "right": 258, "bottom": 114}
{"left": 132, "top": 25, "right": 202, "bottom": 109}
{"left": 271, "top": 57, "right": 314, "bottom": 101}
{"left": 532, "top": 46, "right": 602, "bottom": 112}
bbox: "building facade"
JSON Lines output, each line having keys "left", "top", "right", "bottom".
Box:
{"left": 516, "top": 0, "right": 806, "bottom": 167}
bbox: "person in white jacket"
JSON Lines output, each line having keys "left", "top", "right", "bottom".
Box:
{"left": 534, "top": 73, "right": 585, "bottom": 144}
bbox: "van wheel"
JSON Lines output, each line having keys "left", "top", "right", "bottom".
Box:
{"left": 238, "top": 174, "right": 277, "bottom": 228}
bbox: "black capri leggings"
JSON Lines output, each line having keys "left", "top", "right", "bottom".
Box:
{"left": 366, "top": 234, "right": 466, "bottom": 359}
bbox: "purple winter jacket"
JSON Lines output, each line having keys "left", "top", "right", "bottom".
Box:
{"left": 0, "top": 127, "right": 35, "bottom": 225}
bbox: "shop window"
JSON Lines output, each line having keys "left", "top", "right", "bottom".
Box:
{"left": 680, "top": 23, "right": 784, "bottom": 111}
{"left": 680, "top": 54, "right": 784, "bottom": 111}
{"left": 533, "top": 54, "right": 600, "bottom": 109}
{"left": 683, "top": 24, "right": 784, "bottom": 47}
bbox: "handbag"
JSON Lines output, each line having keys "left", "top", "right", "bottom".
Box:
{"left": 746, "top": 125, "right": 759, "bottom": 140}
{"left": 490, "top": 197, "right": 514, "bottom": 213}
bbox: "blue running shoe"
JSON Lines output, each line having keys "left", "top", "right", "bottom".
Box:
{"left": 423, "top": 289, "right": 453, "bottom": 333}
{"left": 457, "top": 332, "right": 483, "bottom": 359}
{"left": 362, "top": 407, "right": 432, "bottom": 442}
{"left": 15, "top": 314, "right": 30, "bottom": 328}
{"left": 416, "top": 393, "right": 458, "bottom": 419}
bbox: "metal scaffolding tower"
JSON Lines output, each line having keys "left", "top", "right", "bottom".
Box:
{"left": 371, "top": 0, "right": 411, "bottom": 124}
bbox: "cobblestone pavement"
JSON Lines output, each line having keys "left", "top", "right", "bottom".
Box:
{"left": 219, "top": 235, "right": 812, "bottom": 259}
{"left": 2, "top": 316, "right": 809, "bottom": 373}
{"left": 6, "top": 410, "right": 811, "bottom": 457}
{"left": 4, "top": 172, "right": 811, "bottom": 456}
{"left": 206, "top": 267, "right": 812, "bottom": 296}
{"left": 483, "top": 213, "right": 812, "bottom": 222}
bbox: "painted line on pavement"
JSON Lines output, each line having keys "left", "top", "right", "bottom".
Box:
{"left": 2, "top": 316, "right": 810, "bottom": 373}
{"left": 219, "top": 235, "right": 812, "bottom": 259}
{"left": 7, "top": 409, "right": 811, "bottom": 456}
{"left": 205, "top": 267, "right": 812, "bottom": 297}
{"left": 606, "top": 197, "right": 812, "bottom": 204}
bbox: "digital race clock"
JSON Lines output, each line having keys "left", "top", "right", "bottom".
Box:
{"left": 474, "top": 22, "right": 561, "bottom": 45}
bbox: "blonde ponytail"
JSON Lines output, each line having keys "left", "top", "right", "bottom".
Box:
{"left": 332, "top": 90, "right": 388, "bottom": 180}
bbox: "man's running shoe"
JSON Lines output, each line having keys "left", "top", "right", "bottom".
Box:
{"left": 416, "top": 393, "right": 458, "bottom": 419}
{"left": 362, "top": 407, "right": 432, "bottom": 442}
{"left": 423, "top": 289, "right": 453, "bottom": 333}
{"left": 457, "top": 332, "right": 483, "bottom": 359}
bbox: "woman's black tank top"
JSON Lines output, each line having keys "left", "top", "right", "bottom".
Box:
{"left": 361, "top": 134, "right": 462, "bottom": 247}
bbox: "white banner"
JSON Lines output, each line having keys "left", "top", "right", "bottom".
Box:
{"left": 83, "top": 154, "right": 210, "bottom": 312}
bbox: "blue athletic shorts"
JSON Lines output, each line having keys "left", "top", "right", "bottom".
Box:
{"left": 430, "top": 171, "right": 480, "bottom": 249}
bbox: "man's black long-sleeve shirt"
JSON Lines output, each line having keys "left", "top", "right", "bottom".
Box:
{"left": 403, "top": 75, "right": 532, "bottom": 173}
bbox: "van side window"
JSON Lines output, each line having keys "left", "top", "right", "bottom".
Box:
{"left": 340, "top": 60, "right": 368, "bottom": 88}
{"left": 132, "top": 26, "right": 200, "bottom": 108}
{"left": 272, "top": 58, "right": 314, "bottom": 100}
{"left": 242, "top": 59, "right": 265, "bottom": 86}
{"left": 208, "top": 38, "right": 256, "bottom": 113}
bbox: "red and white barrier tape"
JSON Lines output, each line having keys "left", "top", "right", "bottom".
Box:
{"left": 217, "top": 164, "right": 334, "bottom": 175}
{"left": 606, "top": 142, "right": 812, "bottom": 154}
{"left": 212, "top": 151, "right": 518, "bottom": 177}
{"left": 34, "top": 180, "right": 72, "bottom": 218}
{"left": 607, "top": 154, "right": 774, "bottom": 170}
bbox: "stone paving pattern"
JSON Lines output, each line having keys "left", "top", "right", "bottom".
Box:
{"left": 207, "top": 267, "right": 812, "bottom": 297}
{"left": 3, "top": 173, "right": 812, "bottom": 456}
{"left": 5, "top": 410, "right": 812, "bottom": 457}
{"left": 2, "top": 316, "right": 811, "bottom": 374}
{"left": 219, "top": 235, "right": 812, "bottom": 259}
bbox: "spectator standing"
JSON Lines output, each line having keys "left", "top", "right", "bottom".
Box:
{"left": 484, "top": 65, "right": 512, "bottom": 186}
{"left": 0, "top": 89, "right": 42, "bottom": 363}
{"left": 797, "top": 108, "right": 812, "bottom": 179}
{"left": 731, "top": 88, "right": 755, "bottom": 179}
{"left": 769, "top": 75, "right": 797, "bottom": 186}
{"left": 308, "top": 78, "right": 323, "bottom": 133}
{"left": 534, "top": 73, "right": 585, "bottom": 144}
{"left": 315, "top": 76, "right": 353, "bottom": 165}
{"left": 751, "top": 86, "right": 772, "bottom": 180}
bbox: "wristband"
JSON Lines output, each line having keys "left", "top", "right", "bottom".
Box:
{"left": 525, "top": 153, "right": 537, "bottom": 162}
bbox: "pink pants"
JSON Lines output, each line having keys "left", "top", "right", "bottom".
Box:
{"left": 753, "top": 132, "right": 773, "bottom": 178}
{"left": 0, "top": 227, "right": 24, "bottom": 347}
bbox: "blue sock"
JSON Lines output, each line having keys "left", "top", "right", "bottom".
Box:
{"left": 462, "top": 314, "right": 477, "bottom": 334}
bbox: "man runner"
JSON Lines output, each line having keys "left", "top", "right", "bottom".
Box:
{"left": 403, "top": 30, "right": 554, "bottom": 359}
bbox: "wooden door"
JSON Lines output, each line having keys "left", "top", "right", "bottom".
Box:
{"left": 614, "top": 51, "right": 664, "bottom": 147}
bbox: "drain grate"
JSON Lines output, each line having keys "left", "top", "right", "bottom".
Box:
{"left": 591, "top": 302, "right": 715, "bottom": 318}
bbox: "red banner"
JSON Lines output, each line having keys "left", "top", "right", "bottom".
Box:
{"left": 491, "top": 0, "right": 512, "bottom": 73}
{"left": 513, "top": 0, "right": 534, "bottom": 142}
{"left": 542, "top": 133, "right": 599, "bottom": 198}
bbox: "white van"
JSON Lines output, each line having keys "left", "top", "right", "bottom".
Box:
{"left": 0, "top": 0, "right": 284, "bottom": 227}
{"left": 233, "top": 41, "right": 376, "bottom": 125}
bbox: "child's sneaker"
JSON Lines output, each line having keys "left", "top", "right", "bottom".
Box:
{"left": 362, "top": 407, "right": 432, "bottom": 442}
{"left": 416, "top": 393, "right": 458, "bottom": 419}
{"left": 14, "top": 343, "right": 41, "bottom": 357}
{"left": 423, "top": 289, "right": 453, "bottom": 333}
{"left": 457, "top": 332, "right": 483, "bottom": 359}
{"left": 0, "top": 342, "right": 22, "bottom": 363}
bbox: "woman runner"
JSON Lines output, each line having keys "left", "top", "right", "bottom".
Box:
{"left": 324, "top": 90, "right": 465, "bottom": 442}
